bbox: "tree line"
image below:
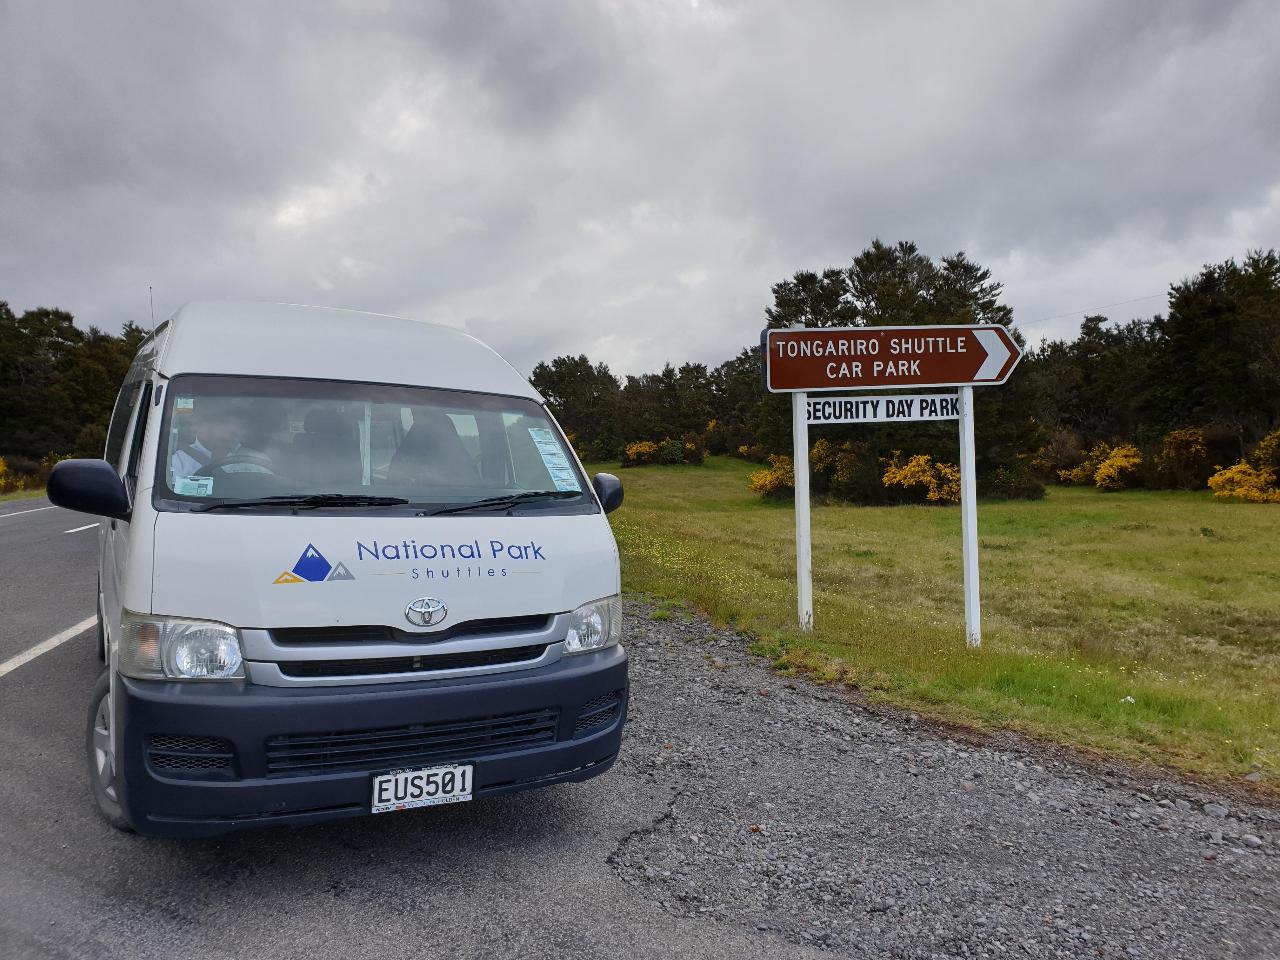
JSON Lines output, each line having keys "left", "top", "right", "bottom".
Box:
{"left": 3, "top": 242, "right": 1277, "bottom": 500}
{"left": 0, "top": 304, "right": 147, "bottom": 485}
{"left": 533, "top": 242, "right": 1280, "bottom": 501}
{"left": 1026, "top": 250, "right": 1280, "bottom": 457}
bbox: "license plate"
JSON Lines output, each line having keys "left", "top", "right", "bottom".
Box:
{"left": 371, "top": 764, "right": 474, "bottom": 814}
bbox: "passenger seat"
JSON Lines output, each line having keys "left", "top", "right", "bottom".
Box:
{"left": 387, "top": 412, "right": 480, "bottom": 488}
{"left": 292, "top": 409, "right": 361, "bottom": 488}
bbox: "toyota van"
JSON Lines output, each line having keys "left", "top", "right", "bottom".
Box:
{"left": 48, "top": 301, "right": 628, "bottom": 837}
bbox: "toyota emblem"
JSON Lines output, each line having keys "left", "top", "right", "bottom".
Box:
{"left": 405, "top": 597, "right": 448, "bottom": 628}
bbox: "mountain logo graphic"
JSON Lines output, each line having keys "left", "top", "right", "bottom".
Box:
{"left": 273, "top": 544, "right": 356, "bottom": 584}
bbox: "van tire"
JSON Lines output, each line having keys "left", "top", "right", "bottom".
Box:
{"left": 86, "top": 671, "right": 133, "bottom": 833}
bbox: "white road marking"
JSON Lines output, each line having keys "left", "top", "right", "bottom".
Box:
{"left": 0, "top": 617, "right": 97, "bottom": 679}
{"left": 64, "top": 523, "right": 99, "bottom": 534}
{"left": 0, "top": 505, "right": 55, "bottom": 519}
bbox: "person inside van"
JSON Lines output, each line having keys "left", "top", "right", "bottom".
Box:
{"left": 169, "top": 399, "right": 274, "bottom": 482}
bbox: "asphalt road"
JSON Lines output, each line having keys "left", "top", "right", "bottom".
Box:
{"left": 0, "top": 499, "right": 98, "bottom": 662}
{"left": 1, "top": 498, "right": 1277, "bottom": 959}
{"left": 0, "top": 499, "right": 802, "bottom": 960}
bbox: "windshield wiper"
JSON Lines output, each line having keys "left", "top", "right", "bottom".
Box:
{"left": 424, "top": 490, "right": 580, "bottom": 516}
{"left": 195, "top": 494, "right": 410, "bottom": 512}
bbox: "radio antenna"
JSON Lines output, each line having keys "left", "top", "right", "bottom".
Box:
{"left": 149, "top": 286, "right": 155, "bottom": 330}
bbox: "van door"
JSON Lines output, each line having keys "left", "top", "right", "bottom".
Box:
{"left": 99, "top": 374, "right": 151, "bottom": 649}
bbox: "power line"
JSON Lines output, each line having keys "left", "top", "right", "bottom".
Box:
{"left": 1028, "top": 292, "right": 1165, "bottom": 327}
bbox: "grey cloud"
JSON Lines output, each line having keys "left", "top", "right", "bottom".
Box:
{"left": 720, "top": 0, "right": 1280, "bottom": 263}
{"left": 396, "top": 0, "right": 623, "bottom": 133}
{"left": 1, "top": 0, "right": 1277, "bottom": 375}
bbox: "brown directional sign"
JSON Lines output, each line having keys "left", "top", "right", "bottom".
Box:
{"left": 762, "top": 324, "right": 1022, "bottom": 393}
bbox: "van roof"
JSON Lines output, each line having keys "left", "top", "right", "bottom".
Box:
{"left": 154, "top": 301, "right": 541, "bottom": 401}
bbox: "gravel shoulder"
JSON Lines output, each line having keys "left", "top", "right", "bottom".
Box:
{"left": 611, "top": 599, "right": 1280, "bottom": 959}
{"left": 3, "top": 598, "right": 1277, "bottom": 960}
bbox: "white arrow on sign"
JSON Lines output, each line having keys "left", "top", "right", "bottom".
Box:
{"left": 973, "top": 328, "right": 1012, "bottom": 380}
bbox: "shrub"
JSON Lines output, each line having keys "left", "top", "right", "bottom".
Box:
{"left": 881, "top": 453, "right": 960, "bottom": 504}
{"left": 809, "top": 437, "right": 838, "bottom": 478}
{"left": 1250, "top": 428, "right": 1280, "bottom": 472}
{"left": 827, "top": 444, "right": 867, "bottom": 496}
{"left": 747, "top": 454, "right": 794, "bottom": 498}
{"left": 1094, "top": 444, "right": 1143, "bottom": 491}
{"left": 1200, "top": 422, "right": 1248, "bottom": 472}
{"left": 1153, "top": 428, "right": 1210, "bottom": 489}
{"left": 1032, "top": 429, "right": 1086, "bottom": 482}
{"left": 1055, "top": 441, "right": 1143, "bottom": 491}
{"left": 0, "top": 453, "right": 51, "bottom": 494}
{"left": 4, "top": 453, "right": 40, "bottom": 477}
{"left": 564, "top": 431, "right": 618, "bottom": 465}
{"left": 622, "top": 437, "right": 706, "bottom": 468}
{"left": 680, "top": 433, "right": 709, "bottom": 464}
{"left": 985, "top": 459, "right": 1046, "bottom": 500}
{"left": 1208, "top": 462, "right": 1280, "bottom": 503}
{"left": 1057, "top": 442, "right": 1110, "bottom": 485}
{"left": 808, "top": 438, "right": 882, "bottom": 501}
{"left": 657, "top": 437, "right": 686, "bottom": 465}
{"left": 577, "top": 439, "right": 614, "bottom": 463}
{"left": 565, "top": 434, "right": 615, "bottom": 464}
{"left": 734, "top": 443, "right": 769, "bottom": 463}
{"left": 621, "top": 440, "right": 659, "bottom": 467}
{"left": 704, "top": 418, "right": 729, "bottom": 456}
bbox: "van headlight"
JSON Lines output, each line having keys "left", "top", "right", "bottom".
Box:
{"left": 564, "top": 595, "right": 622, "bottom": 655}
{"left": 119, "top": 611, "right": 245, "bottom": 680}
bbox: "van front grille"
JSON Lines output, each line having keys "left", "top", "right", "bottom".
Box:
{"left": 270, "top": 615, "right": 553, "bottom": 646}
{"left": 264, "top": 708, "right": 561, "bottom": 775}
{"left": 147, "top": 734, "right": 237, "bottom": 778}
{"left": 276, "top": 644, "right": 548, "bottom": 678}
{"left": 573, "top": 689, "right": 625, "bottom": 737}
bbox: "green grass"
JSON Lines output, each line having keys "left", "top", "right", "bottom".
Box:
{"left": 0, "top": 487, "right": 46, "bottom": 502}
{"left": 597, "top": 456, "right": 1280, "bottom": 784}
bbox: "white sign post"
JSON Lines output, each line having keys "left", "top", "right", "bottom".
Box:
{"left": 791, "top": 391, "right": 814, "bottom": 631}
{"left": 788, "top": 389, "right": 981, "bottom": 643}
{"left": 765, "top": 323, "right": 1022, "bottom": 646}
{"left": 957, "top": 386, "right": 981, "bottom": 647}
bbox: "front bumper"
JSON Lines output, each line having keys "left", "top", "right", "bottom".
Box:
{"left": 114, "top": 645, "right": 628, "bottom": 838}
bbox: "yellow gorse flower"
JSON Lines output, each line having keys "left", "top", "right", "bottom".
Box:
{"left": 881, "top": 453, "right": 960, "bottom": 503}
{"left": 1208, "top": 462, "right": 1280, "bottom": 503}
{"left": 1094, "top": 444, "right": 1142, "bottom": 491}
{"left": 747, "top": 454, "right": 794, "bottom": 496}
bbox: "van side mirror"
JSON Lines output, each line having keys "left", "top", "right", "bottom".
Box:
{"left": 592, "top": 472, "right": 624, "bottom": 514}
{"left": 47, "top": 459, "right": 131, "bottom": 520}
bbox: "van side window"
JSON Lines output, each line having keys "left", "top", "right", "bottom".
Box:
{"left": 104, "top": 379, "right": 144, "bottom": 469}
{"left": 123, "top": 383, "right": 153, "bottom": 492}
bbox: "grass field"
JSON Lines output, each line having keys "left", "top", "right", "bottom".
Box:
{"left": 0, "top": 488, "right": 46, "bottom": 502}
{"left": 598, "top": 456, "right": 1280, "bottom": 784}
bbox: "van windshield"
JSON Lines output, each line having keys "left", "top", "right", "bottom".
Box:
{"left": 155, "top": 375, "right": 590, "bottom": 513}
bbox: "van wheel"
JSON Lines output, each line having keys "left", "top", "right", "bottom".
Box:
{"left": 86, "top": 671, "right": 133, "bottom": 833}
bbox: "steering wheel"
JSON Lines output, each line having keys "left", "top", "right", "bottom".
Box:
{"left": 201, "top": 451, "right": 276, "bottom": 475}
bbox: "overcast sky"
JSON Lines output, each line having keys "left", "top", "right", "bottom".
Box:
{"left": 3, "top": 0, "right": 1278, "bottom": 377}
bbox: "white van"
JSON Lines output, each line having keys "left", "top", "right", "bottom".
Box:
{"left": 48, "top": 302, "right": 627, "bottom": 837}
